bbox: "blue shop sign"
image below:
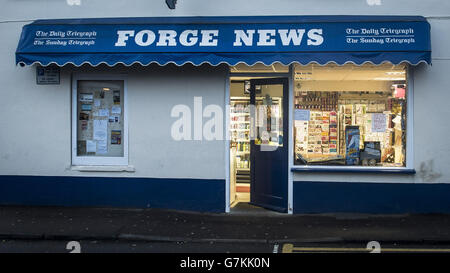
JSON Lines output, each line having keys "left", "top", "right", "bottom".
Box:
{"left": 16, "top": 16, "right": 431, "bottom": 67}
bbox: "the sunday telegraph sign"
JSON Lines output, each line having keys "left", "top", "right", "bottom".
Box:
{"left": 20, "top": 21, "right": 430, "bottom": 53}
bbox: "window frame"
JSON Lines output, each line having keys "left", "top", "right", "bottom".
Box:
{"left": 71, "top": 73, "right": 129, "bottom": 166}
{"left": 291, "top": 64, "right": 415, "bottom": 173}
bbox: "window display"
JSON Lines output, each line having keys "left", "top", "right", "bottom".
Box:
{"left": 76, "top": 80, "right": 125, "bottom": 158}
{"left": 293, "top": 63, "right": 408, "bottom": 167}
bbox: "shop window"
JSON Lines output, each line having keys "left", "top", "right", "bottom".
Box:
{"left": 72, "top": 75, "right": 128, "bottom": 166}
{"left": 293, "top": 63, "right": 409, "bottom": 168}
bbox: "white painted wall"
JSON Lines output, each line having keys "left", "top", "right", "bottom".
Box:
{"left": 1, "top": 0, "right": 449, "bottom": 19}
{"left": 0, "top": 0, "right": 449, "bottom": 183}
{"left": 0, "top": 18, "right": 228, "bottom": 179}
{"left": 0, "top": 61, "right": 228, "bottom": 179}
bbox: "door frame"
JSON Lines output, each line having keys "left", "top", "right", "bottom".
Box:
{"left": 225, "top": 66, "right": 294, "bottom": 214}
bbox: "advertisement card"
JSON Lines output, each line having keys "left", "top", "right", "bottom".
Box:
{"left": 113, "top": 90, "right": 120, "bottom": 105}
{"left": 111, "top": 106, "right": 121, "bottom": 114}
{"left": 372, "top": 113, "right": 387, "bottom": 133}
{"left": 96, "top": 140, "right": 108, "bottom": 154}
{"left": 81, "top": 104, "right": 92, "bottom": 111}
{"left": 86, "top": 140, "right": 96, "bottom": 153}
{"left": 97, "top": 109, "right": 109, "bottom": 117}
{"left": 79, "top": 93, "right": 93, "bottom": 102}
{"left": 79, "top": 112, "right": 89, "bottom": 121}
{"left": 111, "top": 130, "right": 122, "bottom": 145}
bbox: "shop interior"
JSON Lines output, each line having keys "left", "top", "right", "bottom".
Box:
{"left": 229, "top": 81, "right": 251, "bottom": 207}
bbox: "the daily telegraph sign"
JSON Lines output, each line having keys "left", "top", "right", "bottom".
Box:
{"left": 16, "top": 16, "right": 431, "bottom": 66}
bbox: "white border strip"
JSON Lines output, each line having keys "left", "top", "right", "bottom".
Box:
{"left": 288, "top": 64, "right": 294, "bottom": 214}
{"left": 18, "top": 59, "right": 431, "bottom": 68}
{"left": 406, "top": 65, "right": 414, "bottom": 169}
{"left": 225, "top": 69, "right": 231, "bottom": 213}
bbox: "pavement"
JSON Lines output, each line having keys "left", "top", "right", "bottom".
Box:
{"left": 1, "top": 204, "right": 450, "bottom": 244}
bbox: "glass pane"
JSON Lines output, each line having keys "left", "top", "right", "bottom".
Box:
{"left": 254, "top": 84, "right": 283, "bottom": 147}
{"left": 293, "top": 63, "right": 407, "bottom": 167}
{"left": 77, "top": 80, "right": 124, "bottom": 157}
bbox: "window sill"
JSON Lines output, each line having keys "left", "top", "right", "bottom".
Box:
{"left": 291, "top": 166, "right": 415, "bottom": 174}
{"left": 71, "top": 165, "right": 135, "bottom": 172}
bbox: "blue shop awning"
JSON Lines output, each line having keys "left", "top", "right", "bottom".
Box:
{"left": 16, "top": 15, "right": 431, "bottom": 67}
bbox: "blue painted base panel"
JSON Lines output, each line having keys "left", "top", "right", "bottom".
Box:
{"left": 294, "top": 181, "right": 450, "bottom": 214}
{"left": 0, "top": 176, "right": 225, "bottom": 213}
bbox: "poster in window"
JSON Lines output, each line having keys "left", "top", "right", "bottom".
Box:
{"left": 244, "top": 80, "right": 251, "bottom": 94}
{"left": 113, "top": 90, "right": 120, "bottom": 105}
{"left": 97, "top": 140, "right": 108, "bottom": 154}
{"left": 111, "top": 130, "right": 122, "bottom": 145}
{"left": 77, "top": 141, "right": 86, "bottom": 155}
{"left": 111, "top": 106, "right": 121, "bottom": 114}
{"left": 294, "top": 109, "right": 310, "bottom": 121}
{"left": 79, "top": 112, "right": 89, "bottom": 121}
{"left": 86, "top": 140, "right": 96, "bottom": 153}
{"left": 97, "top": 109, "right": 109, "bottom": 117}
{"left": 81, "top": 104, "right": 92, "bottom": 111}
{"left": 79, "top": 93, "right": 93, "bottom": 102}
{"left": 81, "top": 120, "right": 88, "bottom": 131}
{"left": 372, "top": 113, "right": 386, "bottom": 133}
{"left": 93, "top": 120, "right": 108, "bottom": 141}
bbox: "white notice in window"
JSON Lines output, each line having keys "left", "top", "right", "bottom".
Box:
{"left": 96, "top": 140, "right": 108, "bottom": 154}
{"left": 111, "top": 106, "right": 121, "bottom": 114}
{"left": 79, "top": 93, "right": 93, "bottom": 102}
{"left": 86, "top": 140, "right": 96, "bottom": 153}
{"left": 93, "top": 120, "right": 108, "bottom": 140}
{"left": 97, "top": 109, "right": 109, "bottom": 117}
{"left": 372, "top": 113, "right": 386, "bottom": 133}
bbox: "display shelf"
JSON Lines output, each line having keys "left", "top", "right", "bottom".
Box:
{"left": 231, "top": 97, "right": 252, "bottom": 173}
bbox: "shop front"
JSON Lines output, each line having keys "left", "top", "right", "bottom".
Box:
{"left": 7, "top": 15, "right": 441, "bottom": 214}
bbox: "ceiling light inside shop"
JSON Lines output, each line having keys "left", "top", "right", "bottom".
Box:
{"left": 373, "top": 77, "right": 405, "bottom": 81}
{"left": 385, "top": 71, "right": 406, "bottom": 75}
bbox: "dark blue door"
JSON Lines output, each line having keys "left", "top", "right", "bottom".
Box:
{"left": 249, "top": 78, "right": 288, "bottom": 212}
